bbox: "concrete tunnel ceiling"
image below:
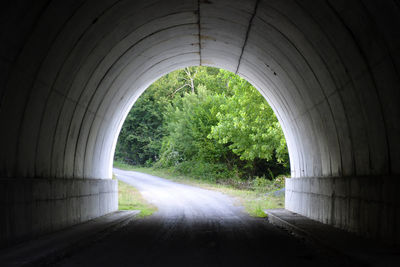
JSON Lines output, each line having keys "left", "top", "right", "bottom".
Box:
{"left": 1, "top": 0, "right": 400, "bottom": 182}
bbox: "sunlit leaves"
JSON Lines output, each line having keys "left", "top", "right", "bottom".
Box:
{"left": 208, "top": 71, "right": 288, "bottom": 165}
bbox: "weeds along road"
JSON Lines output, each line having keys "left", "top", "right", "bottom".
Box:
{"left": 55, "top": 168, "right": 352, "bottom": 267}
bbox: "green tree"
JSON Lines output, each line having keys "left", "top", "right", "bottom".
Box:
{"left": 114, "top": 88, "right": 166, "bottom": 165}
{"left": 114, "top": 67, "right": 218, "bottom": 165}
{"left": 115, "top": 66, "right": 289, "bottom": 180}
{"left": 157, "top": 85, "right": 229, "bottom": 166}
{"left": 208, "top": 71, "right": 289, "bottom": 166}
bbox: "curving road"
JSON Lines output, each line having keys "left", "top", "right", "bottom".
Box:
{"left": 55, "top": 169, "right": 352, "bottom": 267}
{"left": 115, "top": 168, "right": 245, "bottom": 221}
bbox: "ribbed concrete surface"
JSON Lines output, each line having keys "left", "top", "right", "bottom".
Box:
{"left": 0, "top": 0, "right": 399, "bottom": 244}
{"left": 286, "top": 176, "right": 400, "bottom": 243}
{"left": 0, "top": 178, "right": 117, "bottom": 247}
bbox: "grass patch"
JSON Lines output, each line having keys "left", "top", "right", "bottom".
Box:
{"left": 117, "top": 179, "right": 157, "bottom": 218}
{"left": 114, "top": 162, "right": 284, "bottom": 218}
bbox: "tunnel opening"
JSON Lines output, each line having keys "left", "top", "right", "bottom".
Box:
{"left": 112, "top": 66, "right": 290, "bottom": 215}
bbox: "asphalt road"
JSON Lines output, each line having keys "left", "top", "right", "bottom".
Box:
{"left": 54, "top": 168, "right": 353, "bottom": 267}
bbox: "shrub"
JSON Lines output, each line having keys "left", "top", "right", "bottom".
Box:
{"left": 172, "top": 160, "right": 235, "bottom": 183}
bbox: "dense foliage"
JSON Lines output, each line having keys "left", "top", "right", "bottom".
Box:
{"left": 114, "top": 67, "right": 289, "bottom": 181}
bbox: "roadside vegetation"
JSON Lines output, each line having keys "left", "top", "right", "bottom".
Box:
{"left": 116, "top": 178, "right": 157, "bottom": 218}
{"left": 114, "top": 66, "right": 289, "bottom": 217}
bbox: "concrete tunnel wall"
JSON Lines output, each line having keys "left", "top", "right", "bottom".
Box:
{"left": 0, "top": 0, "right": 399, "bottom": 246}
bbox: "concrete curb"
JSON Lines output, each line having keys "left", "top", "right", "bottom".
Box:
{"left": 265, "top": 209, "right": 310, "bottom": 237}
{"left": 0, "top": 210, "right": 140, "bottom": 266}
{"left": 264, "top": 208, "right": 352, "bottom": 263}
{"left": 264, "top": 209, "right": 400, "bottom": 267}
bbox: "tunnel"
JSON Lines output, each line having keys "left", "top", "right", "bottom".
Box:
{"left": 0, "top": 0, "right": 399, "bottom": 247}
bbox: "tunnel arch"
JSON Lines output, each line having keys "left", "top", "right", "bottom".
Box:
{"left": 1, "top": 0, "right": 399, "bottom": 244}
